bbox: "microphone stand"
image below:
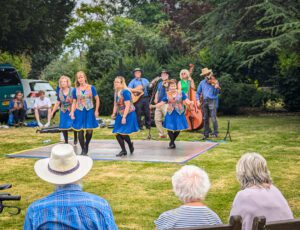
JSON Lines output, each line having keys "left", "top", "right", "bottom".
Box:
{"left": 145, "top": 77, "right": 161, "bottom": 140}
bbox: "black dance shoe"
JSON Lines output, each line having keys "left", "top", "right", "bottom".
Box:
{"left": 73, "top": 138, "right": 78, "bottom": 145}
{"left": 168, "top": 143, "right": 176, "bottom": 149}
{"left": 129, "top": 142, "right": 134, "bottom": 154}
{"left": 116, "top": 151, "right": 127, "bottom": 157}
{"left": 202, "top": 135, "right": 209, "bottom": 140}
{"left": 81, "top": 149, "right": 87, "bottom": 155}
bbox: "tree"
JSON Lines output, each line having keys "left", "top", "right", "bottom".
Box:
{"left": 64, "top": 1, "right": 106, "bottom": 52}
{"left": 0, "top": 0, "right": 75, "bottom": 54}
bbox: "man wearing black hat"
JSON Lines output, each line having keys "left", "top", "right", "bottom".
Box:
{"left": 128, "top": 68, "right": 151, "bottom": 130}
{"left": 150, "top": 70, "right": 169, "bottom": 138}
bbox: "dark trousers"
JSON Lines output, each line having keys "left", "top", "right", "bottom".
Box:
{"left": 12, "top": 109, "right": 26, "bottom": 124}
{"left": 202, "top": 99, "right": 218, "bottom": 136}
{"left": 134, "top": 96, "right": 151, "bottom": 128}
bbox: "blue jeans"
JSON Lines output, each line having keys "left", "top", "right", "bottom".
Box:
{"left": 202, "top": 99, "right": 218, "bottom": 136}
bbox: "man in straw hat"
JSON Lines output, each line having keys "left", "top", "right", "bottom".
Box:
{"left": 24, "top": 144, "right": 118, "bottom": 230}
{"left": 196, "top": 67, "right": 221, "bottom": 140}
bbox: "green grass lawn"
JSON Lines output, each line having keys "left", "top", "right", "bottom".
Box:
{"left": 0, "top": 115, "right": 299, "bottom": 229}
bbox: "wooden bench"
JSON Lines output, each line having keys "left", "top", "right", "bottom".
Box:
{"left": 252, "top": 216, "right": 300, "bottom": 230}
{"left": 172, "top": 215, "right": 242, "bottom": 230}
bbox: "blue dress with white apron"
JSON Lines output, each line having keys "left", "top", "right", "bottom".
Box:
{"left": 163, "top": 92, "right": 188, "bottom": 131}
{"left": 112, "top": 89, "right": 140, "bottom": 135}
{"left": 72, "top": 85, "right": 98, "bottom": 130}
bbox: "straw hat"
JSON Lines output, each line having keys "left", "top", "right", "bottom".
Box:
{"left": 200, "top": 68, "right": 212, "bottom": 76}
{"left": 34, "top": 144, "right": 93, "bottom": 185}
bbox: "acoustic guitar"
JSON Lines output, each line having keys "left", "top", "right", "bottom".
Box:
{"left": 131, "top": 85, "right": 144, "bottom": 103}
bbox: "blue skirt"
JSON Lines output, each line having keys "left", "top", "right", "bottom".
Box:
{"left": 72, "top": 108, "right": 98, "bottom": 130}
{"left": 163, "top": 111, "right": 188, "bottom": 131}
{"left": 59, "top": 110, "right": 73, "bottom": 130}
{"left": 112, "top": 111, "right": 140, "bottom": 135}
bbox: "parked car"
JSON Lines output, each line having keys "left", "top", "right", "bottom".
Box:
{"left": 0, "top": 64, "right": 23, "bottom": 121}
{"left": 21, "top": 79, "right": 57, "bottom": 115}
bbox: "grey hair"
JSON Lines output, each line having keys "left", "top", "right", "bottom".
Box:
{"left": 236, "top": 153, "right": 272, "bottom": 189}
{"left": 172, "top": 165, "right": 211, "bottom": 203}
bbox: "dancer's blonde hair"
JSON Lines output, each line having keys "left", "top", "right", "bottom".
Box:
{"left": 59, "top": 75, "right": 72, "bottom": 88}
{"left": 75, "top": 71, "right": 88, "bottom": 87}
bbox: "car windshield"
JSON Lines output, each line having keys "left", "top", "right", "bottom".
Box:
{"left": 30, "top": 82, "right": 54, "bottom": 91}
{"left": 0, "top": 68, "right": 21, "bottom": 86}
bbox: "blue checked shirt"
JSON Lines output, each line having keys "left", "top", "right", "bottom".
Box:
{"left": 128, "top": 77, "right": 150, "bottom": 96}
{"left": 196, "top": 79, "right": 220, "bottom": 101}
{"left": 24, "top": 184, "right": 118, "bottom": 230}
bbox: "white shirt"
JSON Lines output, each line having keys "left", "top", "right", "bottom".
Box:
{"left": 34, "top": 97, "right": 51, "bottom": 110}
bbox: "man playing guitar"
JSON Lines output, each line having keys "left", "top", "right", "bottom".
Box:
{"left": 128, "top": 68, "right": 151, "bottom": 130}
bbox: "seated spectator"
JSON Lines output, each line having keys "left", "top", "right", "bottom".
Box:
{"left": 9, "top": 91, "right": 27, "bottom": 127}
{"left": 230, "top": 152, "right": 293, "bottom": 230}
{"left": 34, "top": 90, "right": 51, "bottom": 127}
{"left": 24, "top": 144, "right": 118, "bottom": 230}
{"left": 155, "top": 165, "right": 222, "bottom": 230}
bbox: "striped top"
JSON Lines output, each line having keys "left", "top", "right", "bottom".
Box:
{"left": 155, "top": 205, "right": 222, "bottom": 230}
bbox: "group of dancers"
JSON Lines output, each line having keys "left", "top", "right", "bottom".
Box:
{"left": 50, "top": 67, "right": 220, "bottom": 157}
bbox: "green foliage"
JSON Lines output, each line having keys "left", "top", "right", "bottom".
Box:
{"left": 218, "top": 74, "right": 277, "bottom": 114}
{"left": 41, "top": 54, "right": 87, "bottom": 83}
{"left": 276, "top": 52, "right": 300, "bottom": 111}
{"left": 64, "top": 2, "right": 106, "bottom": 51}
{"left": 86, "top": 39, "right": 120, "bottom": 81}
{"left": 0, "top": 0, "right": 75, "bottom": 54}
{"left": 0, "top": 52, "right": 31, "bottom": 77}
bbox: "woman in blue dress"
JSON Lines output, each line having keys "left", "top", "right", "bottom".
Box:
{"left": 153, "top": 79, "right": 192, "bottom": 149}
{"left": 50, "top": 75, "right": 77, "bottom": 144}
{"left": 70, "top": 71, "right": 100, "bottom": 155}
{"left": 111, "top": 76, "right": 139, "bottom": 157}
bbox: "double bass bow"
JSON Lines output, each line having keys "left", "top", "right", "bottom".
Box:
{"left": 185, "top": 64, "right": 203, "bottom": 131}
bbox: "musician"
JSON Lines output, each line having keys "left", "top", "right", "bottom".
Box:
{"left": 112, "top": 76, "right": 139, "bottom": 157}
{"left": 70, "top": 71, "right": 100, "bottom": 155}
{"left": 153, "top": 80, "right": 192, "bottom": 149}
{"left": 178, "top": 69, "right": 196, "bottom": 94}
{"left": 128, "top": 68, "right": 151, "bottom": 130}
{"left": 150, "top": 70, "right": 169, "bottom": 138}
{"left": 196, "top": 68, "right": 221, "bottom": 140}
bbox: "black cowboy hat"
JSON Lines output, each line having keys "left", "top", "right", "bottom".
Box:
{"left": 160, "top": 69, "right": 170, "bottom": 77}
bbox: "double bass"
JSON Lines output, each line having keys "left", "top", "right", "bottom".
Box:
{"left": 185, "top": 64, "right": 203, "bottom": 130}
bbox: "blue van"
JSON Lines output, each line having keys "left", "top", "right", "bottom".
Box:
{"left": 0, "top": 64, "right": 23, "bottom": 120}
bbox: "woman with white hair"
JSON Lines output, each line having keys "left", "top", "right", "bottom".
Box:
{"left": 155, "top": 165, "right": 222, "bottom": 229}
{"left": 230, "top": 153, "right": 293, "bottom": 230}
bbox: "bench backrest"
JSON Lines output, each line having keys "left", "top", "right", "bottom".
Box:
{"left": 172, "top": 215, "right": 242, "bottom": 230}
{"left": 252, "top": 216, "right": 300, "bottom": 230}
